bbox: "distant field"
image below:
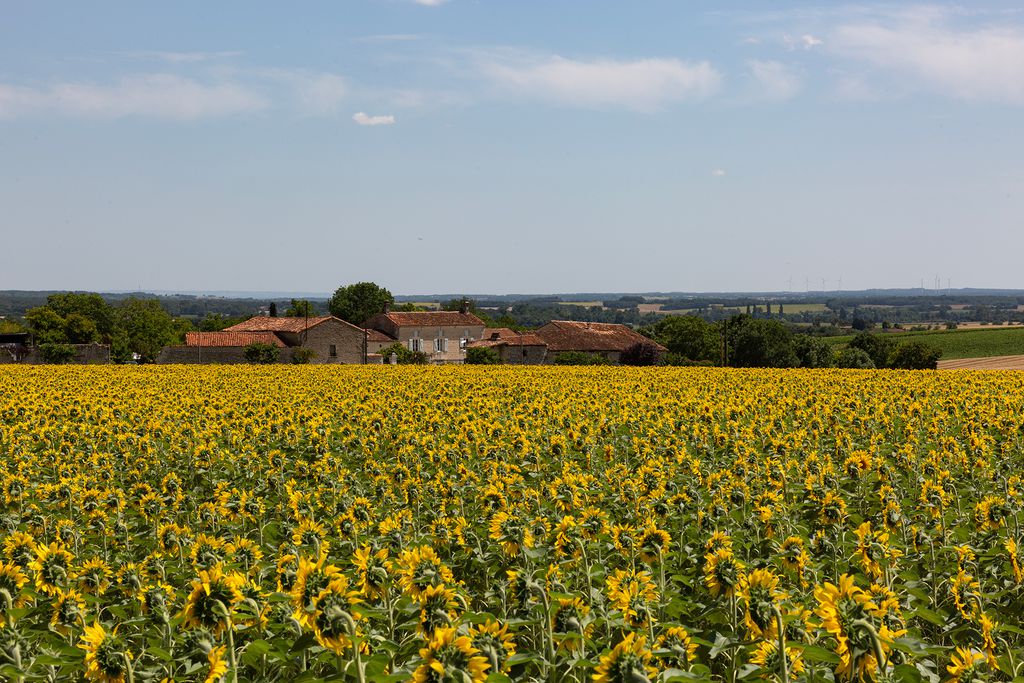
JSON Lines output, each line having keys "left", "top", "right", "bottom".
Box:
{"left": 779, "top": 303, "right": 828, "bottom": 314}
{"left": 561, "top": 300, "right": 605, "bottom": 308}
{"left": 824, "top": 326, "right": 1024, "bottom": 359}
{"left": 939, "top": 355, "right": 1024, "bottom": 370}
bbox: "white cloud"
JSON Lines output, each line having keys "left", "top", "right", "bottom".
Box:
{"left": 711, "top": 168, "right": 727, "bottom": 177}
{"left": 255, "top": 69, "right": 347, "bottom": 115}
{"left": 413, "top": 0, "right": 448, "bottom": 5}
{"left": 830, "top": 15, "right": 1024, "bottom": 103}
{"left": 748, "top": 60, "right": 802, "bottom": 101}
{"left": 125, "top": 50, "right": 243, "bottom": 64}
{"left": 352, "top": 112, "right": 396, "bottom": 125}
{"left": 783, "top": 33, "right": 824, "bottom": 50}
{"left": 0, "top": 74, "right": 266, "bottom": 120}
{"left": 477, "top": 53, "right": 721, "bottom": 111}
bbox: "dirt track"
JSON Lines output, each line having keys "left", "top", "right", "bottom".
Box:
{"left": 938, "top": 355, "right": 1024, "bottom": 370}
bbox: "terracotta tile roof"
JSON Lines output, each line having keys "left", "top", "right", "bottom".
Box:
{"left": 185, "top": 331, "right": 287, "bottom": 348}
{"left": 377, "top": 311, "right": 486, "bottom": 328}
{"left": 364, "top": 329, "right": 395, "bottom": 342}
{"left": 225, "top": 316, "right": 337, "bottom": 333}
{"left": 468, "top": 332, "right": 548, "bottom": 348}
{"left": 481, "top": 327, "right": 518, "bottom": 341}
{"left": 535, "top": 320, "right": 667, "bottom": 353}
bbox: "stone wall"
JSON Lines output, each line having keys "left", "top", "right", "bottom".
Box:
{"left": 498, "top": 344, "right": 548, "bottom": 365}
{"left": 0, "top": 343, "right": 110, "bottom": 365}
{"left": 156, "top": 346, "right": 297, "bottom": 365}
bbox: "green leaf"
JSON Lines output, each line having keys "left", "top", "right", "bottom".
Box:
{"left": 797, "top": 644, "right": 841, "bottom": 665}
{"left": 892, "top": 663, "right": 923, "bottom": 683}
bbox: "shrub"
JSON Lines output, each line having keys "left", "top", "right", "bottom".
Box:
{"left": 244, "top": 343, "right": 280, "bottom": 364}
{"left": 619, "top": 342, "right": 662, "bottom": 366}
{"left": 849, "top": 332, "right": 895, "bottom": 369}
{"left": 890, "top": 341, "right": 942, "bottom": 370}
{"left": 465, "top": 347, "right": 501, "bottom": 365}
{"left": 379, "top": 343, "right": 429, "bottom": 365}
{"left": 553, "top": 351, "right": 610, "bottom": 365}
{"left": 291, "top": 348, "right": 316, "bottom": 364}
{"left": 39, "top": 343, "right": 77, "bottom": 364}
{"left": 836, "top": 347, "right": 875, "bottom": 369}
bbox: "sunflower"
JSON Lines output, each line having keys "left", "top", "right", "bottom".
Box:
{"left": 0, "top": 561, "right": 29, "bottom": 626}
{"left": 352, "top": 545, "right": 389, "bottom": 599}
{"left": 554, "top": 515, "right": 584, "bottom": 557}
{"left": 593, "top": 632, "right": 658, "bottom": 683}
{"left": 205, "top": 645, "right": 229, "bottom": 683}
{"left": 489, "top": 510, "right": 528, "bottom": 557}
{"left": 611, "top": 524, "right": 637, "bottom": 556}
{"left": 76, "top": 557, "right": 112, "bottom": 596}
{"left": 291, "top": 554, "right": 342, "bottom": 628}
{"left": 551, "top": 597, "right": 592, "bottom": 651}
{"left": 416, "top": 583, "right": 460, "bottom": 638}
{"left": 225, "top": 537, "right": 263, "bottom": 572}
{"left": 705, "top": 531, "right": 733, "bottom": 554}
{"left": 815, "top": 574, "right": 900, "bottom": 681}
{"left": 79, "top": 622, "right": 132, "bottom": 683}
{"left": 189, "top": 534, "right": 226, "bottom": 571}
{"left": 30, "top": 542, "right": 75, "bottom": 596}
{"left": 749, "top": 639, "right": 805, "bottom": 681}
{"left": 291, "top": 518, "right": 329, "bottom": 554}
{"left": 704, "top": 549, "right": 745, "bottom": 598}
{"left": 411, "top": 626, "right": 489, "bottom": 683}
{"left": 469, "top": 619, "right": 516, "bottom": 674}
{"left": 636, "top": 524, "right": 672, "bottom": 564}
{"left": 978, "top": 613, "right": 998, "bottom": 666}
{"left": 1005, "top": 539, "right": 1023, "bottom": 584}
{"left": 950, "top": 570, "right": 982, "bottom": 621}
{"left": 138, "top": 583, "right": 175, "bottom": 623}
{"left": 946, "top": 647, "right": 987, "bottom": 683}
{"left": 3, "top": 531, "right": 36, "bottom": 569}
{"left": 50, "top": 588, "right": 86, "bottom": 636}
{"left": 181, "top": 566, "right": 245, "bottom": 636}
{"left": 655, "top": 626, "right": 698, "bottom": 668}
{"left": 740, "top": 568, "right": 785, "bottom": 640}
{"left": 311, "top": 576, "right": 363, "bottom": 654}
{"left": 853, "top": 522, "right": 894, "bottom": 581}
{"left": 607, "top": 568, "right": 659, "bottom": 629}
{"left": 394, "top": 545, "right": 454, "bottom": 600}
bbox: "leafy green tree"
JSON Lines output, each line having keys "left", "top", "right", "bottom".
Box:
{"left": 285, "top": 299, "right": 316, "bottom": 317}
{"left": 792, "top": 334, "right": 835, "bottom": 368}
{"left": 244, "top": 343, "right": 280, "bottom": 364}
{"left": 836, "top": 347, "right": 875, "bottom": 369}
{"left": 465, "top": 347, "right": 501, "bottom": 364}
{"left": 329, "top": 282, "right": 394, "bottom": 326}
{"left": 643, "top": 316, "right": 719, "bottom": 363}
{"left": 198, "top": 313, "right": 246, "bottom": 332}
{"left": 619, "top": 341, "right": 661, "bottom": 366}
{"left": 890, "top": 341, "right": 941, "bottom": 370}
{"left": 115, "top": 298, "right": 178, "bottom": 364}
{"left": 38, "top": 343, "right": 77, "bottom": 364}
{"left": 378, "top": 342, "right": 428, "bottom": 365}
{"left": 269, "top": 302, "right": 278, "bottom": 317}
{"left": 25, "top": 306, "right": 68, "bottom": 344}
{"left": 849, "top": 332, "right": 896, "bottom": 369}
{"left": 46, "top": 293, "right": 115, "bottom": 340}
{"left": 724, "top": 315, "right": 798, "bottom": 368}
{"left": 63, "top": 313, "right": 99, "bottom": 344}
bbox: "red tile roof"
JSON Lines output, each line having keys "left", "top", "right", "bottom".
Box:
{"left": 468, "top": 332, "right": 547, "bottom": 348}
{"left": 535, "top": 320, "right": 667, "bottom": 353}
{"left": 225, "top": 316, "right": 341, "bottom": 333}
{"left": 481, "top": 327, "right": 518, "bottom": 340}
{"left": 185, "top": 331, "right": 287, "bottom": 348}
{"left": 377, "top": 311, "right": 485, "bottom": 328}
{"left": 364, "top": 329, "right": 395, "bottom": 342}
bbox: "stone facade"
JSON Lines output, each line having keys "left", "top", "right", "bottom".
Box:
{"left": 363, "top": 311, "right": 486, "bottom": 364}
{"left": 272, "top": 319, "right": 368, "bottom": 364}
{"left": 0, "top": 343, "right": 111, "bottom": 365}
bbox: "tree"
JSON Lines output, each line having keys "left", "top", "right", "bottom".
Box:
{"left": 465, "top": 347, "right": 501, "bottom": 364}
{"left": 38, "top": 343, "right": 77, "bottom": 364}
{"left": 643, "top": 316, "right": 719, "bottom": 363}
{"left": 269, "top": 302, "right": 278, "bottom": 317}
{"left": 836, "top": 347, "right": 875, "bottom": 369}
{"left": 63, "top": 313, "right": 99, "bottom": 344}
{"left": 25, "top": 306, "right": 68, "bottom": 344}
{"left": 725, "top": 315, "right": 798, "bottom": 368}
{"left": 46, "top": 293, "right": 115, "bottom": 340}
{"left": 849, "top": 332, "right": 895, "bottom": 369}
{"left": 553, "top": 351, "right": 610, "bottom": 365}
{"left": 328, "top": 282, "right": 393, "bottom": 326}
{"left": 115, "top": 297, "right": 178, "bottom": 364}
{"left": 890, "top": 341, "right": 941, "bottom": 370}
{"left": 792, "top": 334, "right": 835, "bottom": 368}
{"left": 244, "top": 343, "right": 280, "bottom": 364}
{"left": 378, "top": 342, "right": 428, "bottom": 365}
{"left": 285, "top": 299, "right": 316, "bottom": 317}
{"left": 620, "top": 341, "right": 661, "bottom": 366}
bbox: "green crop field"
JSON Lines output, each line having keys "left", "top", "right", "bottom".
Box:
{"left": 823, "top": 326, "right": 1024, "bottom": 359}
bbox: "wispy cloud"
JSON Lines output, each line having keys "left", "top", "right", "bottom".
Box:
{"left": 830, "top": 11, "right": 1024, "bottom": 103}
{"left": 412, "top": 0, "right": 448, "bottom": 6}
{"left": 476, "top": 52, "right": 721, "bottom": 111}
{"left": 355, "top": 34, "right": 423, "bottom": 44}
{"left": 353, "top": 112, "right": 396, "bottom": 125}
{"left": 747, "top": 60, "right": 802, "bottom": 101}
{"left": 123, "top": 50, "right": 243, "bottom": 64}
{"left": 711, "top": 168, "right": 727, "bottom": 177}
{"left": 254, "top": 68, "right": 347, "bottom": 115}
{"left": 784, "top": 34, "right": 824, "bottom": 50}
{"left": 0, "top": 74, "right": 266, "bottom": 120}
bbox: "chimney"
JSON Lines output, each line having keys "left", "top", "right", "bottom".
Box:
{"left": 460, "top": 298, "right": 469, "bottom": 314}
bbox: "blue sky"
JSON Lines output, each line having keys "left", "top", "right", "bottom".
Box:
{"left": 2, "top": 1, "right": 1023, "bottom": 295}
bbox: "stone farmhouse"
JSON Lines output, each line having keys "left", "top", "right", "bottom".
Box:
{"left": 157, "top": 316, "right": 378, "bottom": 364}
{"left": 533, "top": 320, "right": 667, "bottom": 364}
{"left": 362, "top": 306, "right": 487, "bottom": 364}
{"left": 466, "top": 328, "right": 550, "bottom": 364}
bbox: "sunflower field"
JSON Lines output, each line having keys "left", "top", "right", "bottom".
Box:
{"left": 1, "top": 365, "right": 1023, "bottom": 683}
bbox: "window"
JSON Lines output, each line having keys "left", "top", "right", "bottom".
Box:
{"left": 459, "top": 338, "right": 467, "bottom": 350}
{"left": 434, "top": 338, "right": 448, "bottom": 353}
{"left": 329, "top": 344, "right": 337, "bottom": 357}
{"left": 522, "top": 348, "right": 528, "bottom": 357}
{"left": 410, "top": 338, "right": 422, "bottom": 352}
